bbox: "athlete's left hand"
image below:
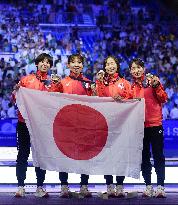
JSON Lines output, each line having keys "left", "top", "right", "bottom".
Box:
{"left": 151, "top": 75, "right": 160, "bottom": 88}
{"left": 146, "top": 73, "right": 160, "bottom": 88}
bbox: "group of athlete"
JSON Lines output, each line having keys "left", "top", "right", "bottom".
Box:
{"left": 13, "top": 53, "right": 167, "bottom": 198}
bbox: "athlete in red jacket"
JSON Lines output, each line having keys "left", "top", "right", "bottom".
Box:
{"left": 96, "top": 56, "right": 133, "bottom": 197}
{"left": 14, "top": 53, "right": 62, "bottom": 197}
{"left": 16, "top": 69, "right": 62, "bottom": 123}
{"left": 59, "top": 54, "right": 93, "bottom": 198}
{"left": 130, "top": 58, "right": 167, "bottom": 198}
{"left": 96, "top": 56, "right": 132, "bottom": 100}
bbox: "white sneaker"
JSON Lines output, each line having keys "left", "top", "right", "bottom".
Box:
{"left": 35, "top": 186, "right": 49, "bottom": 197}
{"left": 15, "top": 186, "right": 25, "bottom": 197}
{"left": 80, "top": 185, "right": 92, "bottom": 197}
{"left": 107, "top": 184, "right": 115, "bottom": 197}
{"left": 142, "top": 185, "right": 154, "bottom": 197}
{"left": 60, "top": 185, "right": 70, "bottom": 198}
{"left": 116, "top": 185, "right": 125, "bottom": 197}
{"left": 155, "top": 185, "right": 166, "bottom": 198}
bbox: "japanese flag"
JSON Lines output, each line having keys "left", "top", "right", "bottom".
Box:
{"left": 16, "top": 87, "right": 144, "bottom": 179}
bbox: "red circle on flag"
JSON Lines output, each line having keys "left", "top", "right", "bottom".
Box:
{"left": 53, "top": 104, "right": 108, "bottom": 160}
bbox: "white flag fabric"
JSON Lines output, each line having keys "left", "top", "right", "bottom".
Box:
{"left": 16, "top": 87, "right": 144, "bottom": 179}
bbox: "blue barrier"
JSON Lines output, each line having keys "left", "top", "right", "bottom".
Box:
{"left": 0, "top": 119, "right": 177, "bottom": 157}
{"left": 0, "top": 118, "right": 17, "bottom": 147}
{"left": 163, "top": 120, "right": 178, "bottom": 158}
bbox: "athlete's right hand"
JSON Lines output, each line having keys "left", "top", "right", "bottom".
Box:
{"left": 96, "top": 70, "right": 105, "bottom": 82}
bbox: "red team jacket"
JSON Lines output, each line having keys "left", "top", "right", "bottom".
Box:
{"left": 15, "top": 70, "right": 63, "bottom": 122}
{"left": 131, "top": 78, "right": 168, "bottom": 127}
{"left": 96, "top": 73, "right": 133, "bottom": 99}
{"left": 61, "top": 72, "right": 92, "bottom": 96}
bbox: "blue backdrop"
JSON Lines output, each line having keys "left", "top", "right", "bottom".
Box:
{"left": 163, "top": 120, "right": 178, "bottom": 158}
{"left": 0, "top": 119, "right": 177, "bottom": 158}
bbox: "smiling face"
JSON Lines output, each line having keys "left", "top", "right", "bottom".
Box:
{"left": 37, "top": 58, "right": 51, "bottom": 73}
{"left": 105, "top": 57, "right": 118, "bottom": 75}
{"left": 130, "top": 62, "right": 144, "bottom": 79}
{"left": 67, "top": 56, "right": 83, "bottom": 76}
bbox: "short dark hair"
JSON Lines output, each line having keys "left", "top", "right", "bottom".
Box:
{"left": 129, "top": 58, "right": 144, "bottom": 69}
{"left": 35, "top": 53, "right": 53, "bottom": 68}
{"left": 68, "top": 53, "right": 84, "bottom": 64}
{"left": 103, "top": 56, "right": 122, "bottom": 78}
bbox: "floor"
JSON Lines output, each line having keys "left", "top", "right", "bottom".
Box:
{"left": 0, "top": 147, "right": 177, "bottom": 204}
